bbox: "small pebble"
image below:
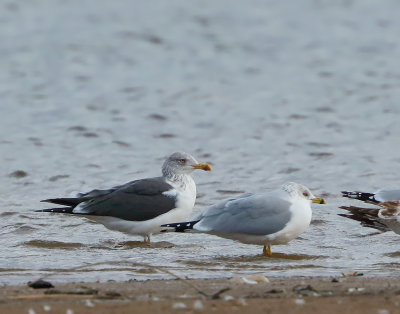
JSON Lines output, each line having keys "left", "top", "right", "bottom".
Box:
{"left": 241, "top": 277, "right": 257, "bottom": 285}
{"left": 224, "top": 295, "right": 235, "bottom": 301}
{"left": 172, "top": 302, "right": 187, "bottom": 309}
{"left": 295, "top": 299, "right": 306, "bottom": 305}
{"left": 28, "top": 309, "right": 36, "bottom": 314}
{"left": 247, "top": 275, "right": 270, "bottom": 283}
{"left": 28, "top": 279, "right": 54, "bottom": 289}
{"left": 193, "top": 300, "right": 204, "bottom": 310}
{"left": 43, "top": 305, "right": 51, "bottom": 311}
{"left": 377, "top": 310, "right": 389, "bottom": 314}
{"left": 85, "top": 300, "right": 94, "bottom": 307}
{"left": 230, "top": 275, "right": 269, "bottom": 284}
{"left": 348, "top": 287, "right": 365, "bottom": 293}
{"left": 66, "top": 310, "right": 74, "bottom": 314}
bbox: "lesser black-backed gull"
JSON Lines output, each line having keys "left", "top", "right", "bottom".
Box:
{"left": 37, "top": 152, "right": 211, "bottom": 242}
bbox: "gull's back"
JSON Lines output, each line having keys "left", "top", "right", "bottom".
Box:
{"left": 194, "top": 191, "right": 292, "bottom": 236}
{"left": 375, "top": 190, "right": 400, "bottom": 202}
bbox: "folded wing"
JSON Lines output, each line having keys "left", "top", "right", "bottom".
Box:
{"left": 40, "top": 177, "right": 177, "bottom": 222}
{"left": 194, "top": 193, "right": 292, "bottom": 235}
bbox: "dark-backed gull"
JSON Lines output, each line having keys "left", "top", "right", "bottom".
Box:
{"left": 37, "top": 152, "right": 211, "bottom": 242}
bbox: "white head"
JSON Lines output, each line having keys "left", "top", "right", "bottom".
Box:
{"left": 281, "top": 182, "right": 326, "bottom": 204}
{"left": 162, "top": 152, "right": 211, "bottom": 178}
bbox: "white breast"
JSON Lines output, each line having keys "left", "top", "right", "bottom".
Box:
{"left": 266, "top": 198, "right": 312, "bottom": 245}
{"left": 165, "top": 175, "right": 196, "bottom": 216}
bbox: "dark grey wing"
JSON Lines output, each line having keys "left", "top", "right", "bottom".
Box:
{"left": 195, "top": 193, "right": 292, "bottom": 235}
{"left": 339, "top": 206, "right": 389, "bottom": 232}
{"left": 341, "top": 191, "right": 379, "bottom": 204}
{"left": 42, "top": 180, "right": 141, "bottom": 206}
{"left": 72, "top": 177, "right": 177, "bottom": 221}
{"left": 76, "top": 180, "right": 141, "bottom": 198}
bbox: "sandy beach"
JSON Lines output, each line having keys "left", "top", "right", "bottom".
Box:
{"left": 1, "top": 276, "right": 399, "bottom": 313}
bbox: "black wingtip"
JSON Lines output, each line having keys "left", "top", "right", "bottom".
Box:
{"left": 160, "top": 220, "right": 200, "bottom": 232}
{"left": 341, "top": 191, "right": 379, "bottom": 203}
{"left": 40, "top": 198, "right": 62, "bottom": 204}
{"left": 341, "top": 191, "right": 356, "bottom": 197}
{"left": 40, "top": 197, "right": 82, "bottom": 207}
{"left": 35, "top": 207, "right": 74, "bottom": 214}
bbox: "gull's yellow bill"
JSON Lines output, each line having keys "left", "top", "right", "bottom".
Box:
{"left": 312, "top": 197, "right": 326, "bottom": 204}
{"left": 192, "top": 163, "right": 211, "bottom": 171}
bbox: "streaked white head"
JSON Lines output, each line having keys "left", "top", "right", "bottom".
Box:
{"left": 281, "top": 182, "right": 326, "bottom": 204}
{"left": 162, "top": 152, "right": 211, "bottom": 177}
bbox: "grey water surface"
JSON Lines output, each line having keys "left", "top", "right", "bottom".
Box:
{"left": 1, "top": 0, "right": 400, "bottom": 284}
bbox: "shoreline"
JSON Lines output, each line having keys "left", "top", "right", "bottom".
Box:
{"left": 1, "top": 276, "right": 399, "bottom": 313}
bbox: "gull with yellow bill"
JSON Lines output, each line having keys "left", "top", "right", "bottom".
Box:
{"left": 162, "top": 182, "right": 325, "bottom": 256}
{"left": 37, "top": 152, "right": 211, "bottom": 243}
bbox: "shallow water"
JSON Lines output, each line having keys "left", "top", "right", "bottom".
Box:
{"left": 1, "top": 0, "right": 400, "bottom": 284}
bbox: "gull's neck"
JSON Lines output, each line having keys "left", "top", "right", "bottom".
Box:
{"left": 165, "top": 173, "right": 190, "bottom": 182}
{"left": 162, "top": 167, "right": 193, "bottom": 188}
{"left": 166, "top": 173, "right": 194, "bottom": 192}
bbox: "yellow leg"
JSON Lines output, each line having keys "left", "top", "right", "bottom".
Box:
{"left": 263, "top": 244, "right": 272, "bottom": 257}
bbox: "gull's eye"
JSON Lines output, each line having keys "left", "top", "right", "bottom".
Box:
{"left": 178, "top": 158, "right": 186, "bottom": 164}
{"left": 303, "top": 192, "right": 309, "bottom": 197}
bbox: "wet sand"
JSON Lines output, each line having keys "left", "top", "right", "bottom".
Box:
{"left": 1, "top": 276, "right": 399, "bottom": 313}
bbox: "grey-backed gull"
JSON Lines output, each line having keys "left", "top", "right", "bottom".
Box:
{"left": 37, "top": 152, "right": 211, "bottom": 242}
{"left": 162, "top": 182, "right": 325, "bottom": 256}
